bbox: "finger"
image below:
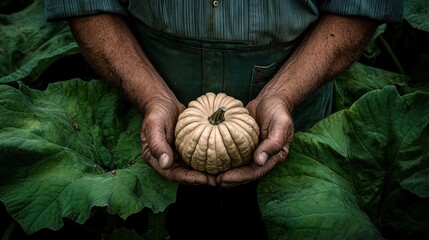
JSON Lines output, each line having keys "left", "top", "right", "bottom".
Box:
{"left": 254, "top": 121, "right": 293, "bottom": 166}
{"left": 216, "top": 155, "right": 280, "bottom": 188}
{"left": 147, "top": 155, "right": 216, "bottom": 186}
{"left": 166, "top": 167, "right": 217, "bottom": 186}
{"left": 142, "top": 137, "right": 216, "bottom": 186}
{"left": 141, "top": 118, "right": 175, "bottom": 169}
{"left": 217, "top": 149, "right": 288, "bottom": 188}
{"left": 141, "top": 132, "right": 173, "bottom": 171}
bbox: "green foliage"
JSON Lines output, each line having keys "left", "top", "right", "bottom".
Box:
{"left": 0, "top": 0, "right": 79, "bottom": 85}
{"left": 404, "top": 0, "right": 429, "bottom": 32}
{"left": 362, "top": 0, "right": 429, "bottom": 82}
{"left": 332, "top": 62, "right": 409, "bottom": 111}
{"left": 258, "top": 87, "right": 429, "bottom": 239}
{"left": 0, "top": 0, "right": 428, "bottom": 239}
{"left": 0, "top": 80, "right": 177, "bottom": 234}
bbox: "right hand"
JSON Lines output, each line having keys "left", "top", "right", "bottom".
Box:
{"left": 140, "top": 95, "right": 217, "bottom": 186}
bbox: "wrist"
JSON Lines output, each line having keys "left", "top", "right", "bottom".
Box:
{"left": 256, "top": 77, "right": 303, "bottom": 113}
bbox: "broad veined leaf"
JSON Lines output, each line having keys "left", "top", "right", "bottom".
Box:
{"left": 404, "top": 0, "right": 429, "bottom": 32}
{"left": 0, "top": 79, "right": 177, "bottom": 234}
{"left": 333, "top": 62, "right": 408, "bottom": 112}
{"left": 258, "top": 113, "right": 382, "bottom": 240}
{"left": 0, "top": 0, "right": 79, "bottom": 85}
{"left": 344, "top": 86, "right": 429, "bottom": 238}
{"left": 258, "top": 86, "right": 429, "bottom": 239}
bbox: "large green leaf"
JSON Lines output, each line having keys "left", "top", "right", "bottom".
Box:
{"left": 404, "top": 0, "right": 429, "bottom": 32}
{"left": 0, "top": 79, "right": 177, "bottom": 234}
{"left": 0, "top": 0, "right": 79, "bottom": 85}
{"left": 258, "top": 86, "right": 429, "bottom": 239}
{"left": 333, "top": 62, "right": 408, "bottom": 112}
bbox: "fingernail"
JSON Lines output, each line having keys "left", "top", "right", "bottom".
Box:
{"left": 159, "top": 153, "right": 169, "bottom": 169}
{"left": 258, "top": 152, "right": 269, "bottom": 165}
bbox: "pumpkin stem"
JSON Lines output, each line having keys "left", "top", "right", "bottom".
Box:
{"left": 208, "top": 107, "right": 227, "bottom": 125}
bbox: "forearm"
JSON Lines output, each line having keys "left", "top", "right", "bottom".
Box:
{"left": 260, "top": 13, "right": 378, "bottom": 111}
{"left": 68, "top": 13, "right": 177, "bottom": 112}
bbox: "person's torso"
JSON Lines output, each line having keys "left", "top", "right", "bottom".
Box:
{"left": 124, "top": 0, "right": 331, "bottom": 131}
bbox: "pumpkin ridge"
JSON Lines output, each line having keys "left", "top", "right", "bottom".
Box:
{"left": 213, "top": 93, "right": 226, "bottom": 111}
{"left": 205, "top": 125, "right": 218, "bottom": 174}
{"left": 175, "top": 117, "right": 203, "bottom": 137}
{"left": 237, "top": 114, "right": 260, "bottom": 134}
{"left": 225, "top": 120, "right": 253, "bottom": 164}
{"left": 228, "top": 118, "right": 257, "bottom": 151}
{"left": 176, "top": 123, "right": 199, "bottom": 152}
{"left": 179, "top": 124, "right": 208, "bottom": 164}
{"left": 181, "top": 108, "right": 207, "bottom": 118}
{"left": 190, "top": 124, "right": 212, "bottom": 171}
{"left": 211, "top": 92, "right": 223, "bottom": 112}
{"left": 223, "top": 107, "right": 249, "bottom": 116}
{"left": 218, "top": 123, "right": 242, "bottom": 167}
{"left": 223, "top": 97, "right": 243, "bottom": 110}
{"left": 223, "top": 122, "right": 249, "bottom": 166}
{"left": 214, "top": 126, "right": 231, "bottom": 173}
{"left": 189, "top": 97, "right": 210, "bottom": 116}
{"left": 224, "top": 109, "right": 259, "bottom": 136}
{"left": 228, "top": 116, "right": 259, "bottom": 144}
{"left": 199, "top": 93, "right": 215, "bottom": 114}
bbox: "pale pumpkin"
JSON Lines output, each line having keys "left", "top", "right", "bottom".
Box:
{"left": 174, "top": 92, "right": 260, "bottom": 175}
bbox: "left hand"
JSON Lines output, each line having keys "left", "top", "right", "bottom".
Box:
{"left": 140, "top": 95, "right": 217, "bottom": 186}
{"left": 216, "top": 94, "right": 294, "bottom": 188}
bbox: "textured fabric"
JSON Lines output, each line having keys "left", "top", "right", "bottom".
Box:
{"left": 45, "top": 0, "right": 129, "bottom": 20}
{"left": 319, "top": 0, "right": 404, "bottom": 22}
{"left": 126, "top": 0, "right": 320, "bottom": 45}
{"left": 45, "top": 0, "right": 403, "bottom": 46}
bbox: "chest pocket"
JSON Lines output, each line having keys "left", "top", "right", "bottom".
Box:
{"left": 250, "top": 63, "right": 278, "bottom": 99}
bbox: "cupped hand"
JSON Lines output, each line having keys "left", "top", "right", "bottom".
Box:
{"left": 140, "top": 96, "right": 217, "bottom": 186}
{"left": 216, "top": 95, "right": 294, "bottom": 188}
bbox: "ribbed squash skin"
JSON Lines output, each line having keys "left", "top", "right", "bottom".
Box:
{"left": 174, "top": 92, "right": 259, "bottom": 175}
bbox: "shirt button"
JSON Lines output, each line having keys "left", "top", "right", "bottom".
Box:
{"left": 212, "top": 0, "right": 219, "bottom": 7}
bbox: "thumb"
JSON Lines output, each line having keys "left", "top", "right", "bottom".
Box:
{"left": 254, "top": 118, "right": 294, "bottom": 166}
{"left": 158, "top": 152, "right": 174, "bottom": 169}
{"left": 253, "top": 128, "right": 284, "bottom": 166}
{"left": 253, "top": 128, "right": 293, "bottom": 166}
{"left": 149, "top": 137, "right": 175, "bottom": 170}
{"left": 255, "top": 151, "right": 269, "bottom": 166}
{"left": 141, "top": 123, "right": 175, "bottom": 170}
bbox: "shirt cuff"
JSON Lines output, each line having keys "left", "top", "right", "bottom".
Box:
{"left": 319, "top": 0, "right": 404, "bottom": 23}
{"left": 45, "top": 0, "right": 128, "bottom": 21}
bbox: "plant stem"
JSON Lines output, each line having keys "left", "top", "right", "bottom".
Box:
{"left": 2, "top": 221, "right": 17, "bottom": 240}
{"left": 379, "top": 35, "right": 405, "bottom": 74}
{"left": 143, "top": 210, "right": 169, "bottom": 240}
{"left": 208, "top": 107, "right": 227, "bottom": 125}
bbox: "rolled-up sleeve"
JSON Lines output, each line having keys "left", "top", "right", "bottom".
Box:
{"left": 319, "top": 0, "right": 404, "bottom": 22}
{"left": 45, "top": 0, "right": 129, "bottom": 21}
